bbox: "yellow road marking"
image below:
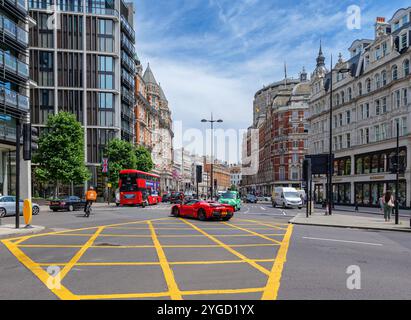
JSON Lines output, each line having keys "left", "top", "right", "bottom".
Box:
{"left": 222, "top": 222, "right": 282, "bottom": 245}
{"left": 1, "top": 240, "right": 79, "bottom": 300}
{"left": 18, "top": 243, "right": 279, "bottom": 249}
{"left": 181, "top": 219, "right": 270, "bottom": 276}
{"left": 58, "top": 226, "right": 104, "bottom": 281}
{"left": 262, "top": 224, "right": 294, "bottom": 300}
{"left": 35, "top": 259, "right": 276, "bottom": 267}
{"left": 50, "top": 233, "right": 285, "bottom": 238}
{"left": 6, "top": 217, "right": 172, "bottom": 244}
{"left": 148, "top": 221, "right": 182, "bottom": 300}
{"left": 77, "top": 287, "right": 265, "bottom": 300}
{"left": 239, "top": 219, "right": 288, "bottom": 230}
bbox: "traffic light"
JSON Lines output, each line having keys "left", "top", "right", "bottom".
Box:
{"left": 196, "top": 165, "right": 203, "bottom": 183}
{"left": 23, "top": 123, "right": 39, "bottom": 161}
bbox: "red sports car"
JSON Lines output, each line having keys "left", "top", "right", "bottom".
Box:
{"left": 171, "top": 200, "right": 234, "bottom": 221}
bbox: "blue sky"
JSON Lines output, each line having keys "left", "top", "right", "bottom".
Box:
{"left": 132, "top": 0, "right": 410, "bottom": 161}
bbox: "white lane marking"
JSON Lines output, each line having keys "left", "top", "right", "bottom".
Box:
{"left": 260, "top": 206, "right": 266, "bottom": 211}
{"left": 302, "top": 237, "right": 383, "bottom": 247}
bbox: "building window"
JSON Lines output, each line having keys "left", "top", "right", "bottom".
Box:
{"left": 98, "top": 56, "right": 114, "bottom": 89}
{"left": 366, "top": 78, "right": 371, "bottom": 92}
{"left": 382, "top": 70, "right": 387, "bottom": 85}
{"left": 403, "top": 88, "right": 408, "bottom": 107}
{"left": 348, "top": 87, "right": 352, "bottom": 101}
{"left": 346, "top": 110, "right": 351, "bottom": 124}
{"left": 346, "top": 133, "right": 351, "bottom": 148}
{"left": 375, "top": 99, "right": 380, "bottom": 116}
{"left": 392, "top": 65, "right": 398, "bottom": 81}
{"left": 375, "top": 73, "right": 381, "bottom": 89}
{"left": 358, "top": 82, "right": 362, "bottom": 95}
{"left": 404, "top": 59, "right": 410, "bottom": 76}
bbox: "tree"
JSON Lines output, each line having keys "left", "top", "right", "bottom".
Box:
{"left": 105, "top": 139, "right": 137, "bottom": 188}
{"left": 135, "top": 146, "right": 154, "bottom": 173}
{"left": 229, "top": 184, "right": 238, "bottom": 192}
{"left": 33, "top": 112, "right": 90, "bottom": 198}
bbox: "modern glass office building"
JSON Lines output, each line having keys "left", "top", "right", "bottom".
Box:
{"left": 0, "top": 0, "right": 32, "bottom": 197}
{"left": 28, "top": 0, "right": 136, "bottom": 196}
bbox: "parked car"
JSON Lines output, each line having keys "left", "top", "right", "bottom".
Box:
{"left": 170, "top": 192, "right": 184, "bottom": 204}
{"left": 49, "top": 196, "right": 86, "bottom": 212}
{"left": 0, "top": 196, "right": 40, "bottom": 217}
{"left": 245, "top": 194, "right": 258, "bottom": 203}
{"left": 162, "top": 193, "right": 171, "bottom": 203}
{"left": 171, "top": 200, "right": 234, "bottom": 221}
{"left": 218, "top": 191, "right": 242, "bottom": 211}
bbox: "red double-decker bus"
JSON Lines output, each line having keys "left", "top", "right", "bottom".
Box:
{"left": 119, "top": 170, "right": 161, "bottom": 206}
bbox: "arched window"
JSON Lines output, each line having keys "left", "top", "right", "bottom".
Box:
{"left": 375, "top": 74, "right": 381, "bottom": 89}
{"left": 392, "top": 65, "right": 398, "bottom": 81}
{"left": 403, "top": 59, "right": 410, "bottom": 76}
{"left": 358, "top": 82, "right": 362, "bottom": 96}
{"left": 335, "top": 93, "right": 340, "bottom": 106}
{"left": 348, "top": 87, "right": 352, "bottom": 101}
{"left": 366, "top": 78, "right": 371, "bottom": 92}
{"left": 381, "top": 70, "right": 387, "bottom": 86}
{"left": 341, "top": 91, "right": 345, "bottom": 104}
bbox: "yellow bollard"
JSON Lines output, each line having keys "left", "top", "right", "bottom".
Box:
{"left": 23, "top": 199, "right": 33, "bottom": 226}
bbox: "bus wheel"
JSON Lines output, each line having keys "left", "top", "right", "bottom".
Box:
{"left": 142, "top": 201, "right": 146, "bottom": 208}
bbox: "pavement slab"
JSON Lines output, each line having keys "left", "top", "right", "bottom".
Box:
{"left": 290, "top": 212, "right": 411, "bottom": 232}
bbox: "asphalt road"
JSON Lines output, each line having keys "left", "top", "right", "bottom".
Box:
{"left": 0, "top": 202, "right": 410, "bottom": 300}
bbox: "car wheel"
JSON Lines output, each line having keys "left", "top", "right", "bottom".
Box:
{"left": 171, "top": 207, "right": 180, "bottom": 217}
{"left": 282, "top": 202, "right": 286, "bottom": 209}
{"left": 52, "top": 209, "right": 58, "bottom": 212}
{"left": 32, "top": 206, "right": 40, "bottom": 216}
{"left": 197, "top": 209, "right": 206, "bottom": 221}
{"left": 68, "top": 205, "right": 74, "bottom": 212}
{"left": 0, "top": 208, "right": 6, "bottom": 218}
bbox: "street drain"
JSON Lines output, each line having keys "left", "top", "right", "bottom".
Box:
{"left": 95, "top": 243, "right": 121, "bottom": 247}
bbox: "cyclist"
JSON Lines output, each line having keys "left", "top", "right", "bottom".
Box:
{"left": 84, "top": 186, "right": 97, "bottom": 217}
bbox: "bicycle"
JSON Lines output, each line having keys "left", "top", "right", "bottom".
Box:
{"left": 84, "top": 202, "right": 93, "bottom": 218}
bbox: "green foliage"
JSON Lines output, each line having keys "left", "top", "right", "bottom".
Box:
{"left": 135, "top": 146, "right": 154, "bottom": 173}
{"left": 33, "top": 112, "right": 90, "bottom": 195}
{"left": 229, "top": 184, "right": 238, "bottom": 192}
{"left": 105, "top": 139, "right": 137, "bottom": 187}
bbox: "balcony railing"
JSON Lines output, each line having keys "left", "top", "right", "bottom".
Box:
{"left": 121, "top": 15, "right": 135, "bottom": 42}
{"left": 0, "top": 49, "right": 29, "bottom": 79}
{"left": 0, "top": 14, "right": 28, "bottom": 46}
{"left": 0, "top": 86, "right": 29, "bottom": 111}
{"left": 5, "top": 0, "right": 27, "bottom": 13}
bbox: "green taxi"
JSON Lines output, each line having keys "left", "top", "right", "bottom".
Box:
{"left": 218, "top": 191, "right": 241, "bottom": 211}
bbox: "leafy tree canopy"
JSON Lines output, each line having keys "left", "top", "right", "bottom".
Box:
{"left": 135, "top": 146, "right": 154, "bottom": 173}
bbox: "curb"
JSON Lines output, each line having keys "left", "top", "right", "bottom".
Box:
{"left": 0, "top": 225, "right": 46, "bottom": 239}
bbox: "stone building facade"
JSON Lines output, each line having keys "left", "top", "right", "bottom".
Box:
{"left": 241, "top": 72, "right": 310, "bottom": 195}
{"left": 308, "top": 9, "right": 411, "bottom": 208}
{"left": 134, "top": 62, "right": 174, "bottom": 192}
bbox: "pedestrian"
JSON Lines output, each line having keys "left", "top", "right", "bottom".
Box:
{"left": 378, "top": 195, "right": 384, "bottom": 214}
{"left": 382, "top": 191, "right": 395, "bottom": 222}
{"left": 355, "top": 196, "right": 359, "bottom": 212}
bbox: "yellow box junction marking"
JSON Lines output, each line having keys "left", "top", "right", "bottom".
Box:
{"left": 262, "top": 224, "right": 294, "bottom": 300}
{"left": 1, "top": 217, "right": 294, "bottom": 300}
{"left": 148, "top": 221, "right": 182, "bottom": 300}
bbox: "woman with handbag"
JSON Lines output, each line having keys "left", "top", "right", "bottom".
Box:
{"left": 383, "top": 191, "right": 394, "bottom": 222}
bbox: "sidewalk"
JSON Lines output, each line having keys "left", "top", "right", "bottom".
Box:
{"left": 314, "top": 204, "right": 411, "bottom": 217}
{"left": 290, "top": 212, "right": 411, "bottom": 233}
{"left": 0, "top": 224, "right": 45, "bottom": 238}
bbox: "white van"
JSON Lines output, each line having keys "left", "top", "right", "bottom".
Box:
{"left": 271, "top": 187, "right": 303, "bottom": 209}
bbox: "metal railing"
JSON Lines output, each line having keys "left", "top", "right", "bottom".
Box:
{"left": 0, "top": 49, "right": 29, "bottom": 79}
{"left": 0, "top": 14, "right": 28, "bottom": 46}
{"left": 0, "top": 86, "right": 29, "bottom": 111}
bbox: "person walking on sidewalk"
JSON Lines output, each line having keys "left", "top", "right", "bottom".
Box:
{"left": 382, "top": 191, "right": 395, "bottom": 222}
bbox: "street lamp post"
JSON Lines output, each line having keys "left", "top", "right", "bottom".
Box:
{"left": 201, "top": 114, "right": 223, "bottom": 200}
{"left": 328, "top": 55, "right": 351, "bottom": 216}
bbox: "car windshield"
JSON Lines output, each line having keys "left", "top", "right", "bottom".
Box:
{"left": 284, "top": 192, "right": 300, "bottom": 198}
{"left": 222, "top": 193, "right": 236, "bottom": 199}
